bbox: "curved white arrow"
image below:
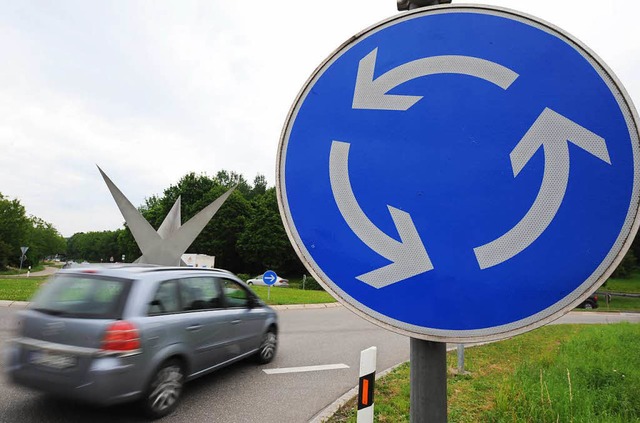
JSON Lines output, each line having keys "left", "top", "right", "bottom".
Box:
{"left": 474, "top": 108, "right": 611, "bottom": 269}
{"left": 329, "top": 141, "right": 433, "bottom": 288}
{"left": 352, "top": 48, "right": 519, "bottom": 111}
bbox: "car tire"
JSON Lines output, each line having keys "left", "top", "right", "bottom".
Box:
{"left": 141, "top": 358, "right": 185, "bottom": 420}
{"left": 248, "top": 282, "right": 253, "bottom": 285}
{"left": 255, "top": 328, "right": 277, "bottom": 364}
{"left": 584, "top": 302, "right": 594, "bottom": 310}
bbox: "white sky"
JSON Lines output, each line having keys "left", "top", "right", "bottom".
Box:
{"left": 0, "top": 1, "right": 638, "bottom": 237}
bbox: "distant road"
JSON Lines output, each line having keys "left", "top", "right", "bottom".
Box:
{"left": 4, "top": 266, "right": 58, "bottom": 278}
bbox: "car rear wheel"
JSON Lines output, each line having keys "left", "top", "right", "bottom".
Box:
{"left": 256, "top": 329, "right": 277, "bottom": 364}
{"left": 584, "top": 302, "right": 594, "bottom": 310}
{"left": 142, "top": 359, "right": 184, "bottom": 420}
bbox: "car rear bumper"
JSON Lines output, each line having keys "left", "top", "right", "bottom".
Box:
{"left": 4, "top": 341, "right": 144, "bottom": 406}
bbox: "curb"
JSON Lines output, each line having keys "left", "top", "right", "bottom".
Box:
{"left": 0, "top": 300, "right": 29, "bottom": 308}
{"left": 272, "top": 303, "right": 341, "bottom": 310}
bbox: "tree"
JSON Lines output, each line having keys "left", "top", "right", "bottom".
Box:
{"left": 26, "top": 216, "right": 66, "bottom": 266}
{"left": 214, "top": 170, "right": 251, "bottom": 197}
{"left": 117, "top": 227, "right": 141, "bottom": 262}
{"left": 249, "top": 174, "right": 268, "bottom": 199}
{"left": 237, "top": 188, "right": 306, "bottom": 276}
{"left": 66, "top": 231, "right": 120, "bottom": 262}
{"left": 611, "top": 249, "right": 638, "bottom": 279}
{"left": 0, "top": 193, "right": 31, "bottom": 269}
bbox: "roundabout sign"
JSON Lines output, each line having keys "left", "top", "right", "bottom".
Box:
{"left": 277, "top": 5, "right": 640, "bottom": 342}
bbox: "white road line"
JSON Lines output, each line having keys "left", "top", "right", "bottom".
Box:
{"left": 263, "top": 363, "right": 350, "bottom": 375}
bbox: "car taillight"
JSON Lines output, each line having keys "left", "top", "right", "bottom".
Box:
{"left": 101, "top": 320, "right": 140, "bottom": 352}
{"left": 594, "top": 295, "right": 598, "bottom": 301}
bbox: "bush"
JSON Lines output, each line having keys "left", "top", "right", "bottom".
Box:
{"left": 237, "top": 273, "right": 250, "bottom": 282}
{"left": 302, "top": 275, "right": 324, "bottom": 291}
{"left": 612, "top": 250, "right": 638, "bottom": 278}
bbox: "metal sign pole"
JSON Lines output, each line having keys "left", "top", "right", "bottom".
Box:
{"left": 410, "top": 338, "right": 447, "bottom": 422}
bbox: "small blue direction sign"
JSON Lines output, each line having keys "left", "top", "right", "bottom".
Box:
{"left": 263, "top": 270, "right": 278, "bottom": 286}
{"left": 277, "top": 5, "right": 640, "bottom": 342}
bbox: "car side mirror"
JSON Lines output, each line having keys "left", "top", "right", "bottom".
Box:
{"left": 248, "top": 296, "right": 261, "bottom": 309}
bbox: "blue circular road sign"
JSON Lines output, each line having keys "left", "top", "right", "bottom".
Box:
{"left": 263, "top": 270, "right": 278, "bottom": 286}
{"left": 277, "top": 5, "right": 640, "bottom": 342}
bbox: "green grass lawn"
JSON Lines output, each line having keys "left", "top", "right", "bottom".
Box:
{"left": 0, "top": 277, "right": 47, "bottom": 301}
{"left": 246, "top": 285, "right": 336, "bottom": 305}
{"left": 328, "top": 323, "right": 640, "bottom": 422}
{"left": 0, "top": 276, "right": 335, "bottom": 305}
{"left": 602, "top": 272, "right": 640, "bottom": 293}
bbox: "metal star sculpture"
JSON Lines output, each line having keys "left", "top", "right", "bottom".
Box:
{"left": 98, "top": 166, "right": 235, "bottom": 266}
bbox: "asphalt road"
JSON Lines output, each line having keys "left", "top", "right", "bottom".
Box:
{"left": 0, "top": 305, "right": 409, "bottom": 423}
{"left": 1, "top": 305, "right": 638, "bottom": 423}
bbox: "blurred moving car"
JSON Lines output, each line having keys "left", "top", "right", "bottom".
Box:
{"left": 5, "top": 265, "right": 278, "bottom": 419}
{"left": 246, "top": 275, "right": 289, "bottom": 287}
{"left": 576, "top": 294, "right": 598, "bottom": 310}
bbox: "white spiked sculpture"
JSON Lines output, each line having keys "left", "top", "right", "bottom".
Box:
{"left": 98, "top": 166, "right": 235, "bottom": 266}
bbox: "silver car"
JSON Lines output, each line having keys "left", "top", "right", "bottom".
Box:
{"left": 5, "top": 265, "right": 278, "bottom": 419}
{"left": 246, "top": 275, "right": 290, "bottom": 287}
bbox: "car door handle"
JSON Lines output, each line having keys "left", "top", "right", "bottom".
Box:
{"left": 231, "top": 320, "right": 242, "bottom": 325}
{"left": 186, "top": 324, "right": 203, "bottom": 331}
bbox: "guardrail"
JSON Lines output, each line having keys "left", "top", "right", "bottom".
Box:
{"left": 597, "top": 291, "right": 640, "bottom": 298}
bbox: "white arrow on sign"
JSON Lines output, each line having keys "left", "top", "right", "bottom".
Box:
{"left": 265, "top": 274, "right": 276, "bottom": 283}
{"left": 352, "top": 48, "right": 519, "bottom": 111}
{"left": 474, "top": 108, "right": 611, "bottom": 269}
{"left": 329, "top": 141, "right": 433, "bottom": 288}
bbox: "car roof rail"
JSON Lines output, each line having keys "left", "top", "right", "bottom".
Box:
{"left": 141, "top": 266, "right": 235, "bottom": 275}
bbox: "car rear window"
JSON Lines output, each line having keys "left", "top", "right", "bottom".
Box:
{"left": 30, "top": 274, "right": 132, "bottom": 319}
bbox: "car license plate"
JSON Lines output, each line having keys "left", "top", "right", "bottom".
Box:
{"left": 30, "top": 349, "right": 77, "bottom": 369}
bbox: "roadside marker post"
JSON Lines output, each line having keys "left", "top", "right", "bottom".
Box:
{"left": 357, "top": 346, "right": 377, "bottom": 422}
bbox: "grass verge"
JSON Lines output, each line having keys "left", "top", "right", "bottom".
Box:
{"left": 0, "top": 277, "right": 48, "bottom": 301}
{"left": 246, "top": 285, "right": 335, "bottom": 305}
{"left": 0, "top": 263, "right": 46, "bottom": 276}
{"left": 603, "top": 273, "right": 640, "bottom": 293}
{"left": 595, "top": 295, "right": 640, "bottom": 312}
{"left": 0, "top": 276, "right": 335, "bottom": 305}
{"left": 327, "top": 323, "right": 640, "bottom": 422}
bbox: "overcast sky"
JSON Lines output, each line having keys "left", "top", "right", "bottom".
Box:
{"left": 1, "top": 0, "right": 638, "bottom": 237}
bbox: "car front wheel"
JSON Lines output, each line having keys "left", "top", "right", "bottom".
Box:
{"left": 256, "top": 329, "right": 277, "bottom": 364}
{"left": 142, "top": 359, "right": 185, "bottom": 420}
